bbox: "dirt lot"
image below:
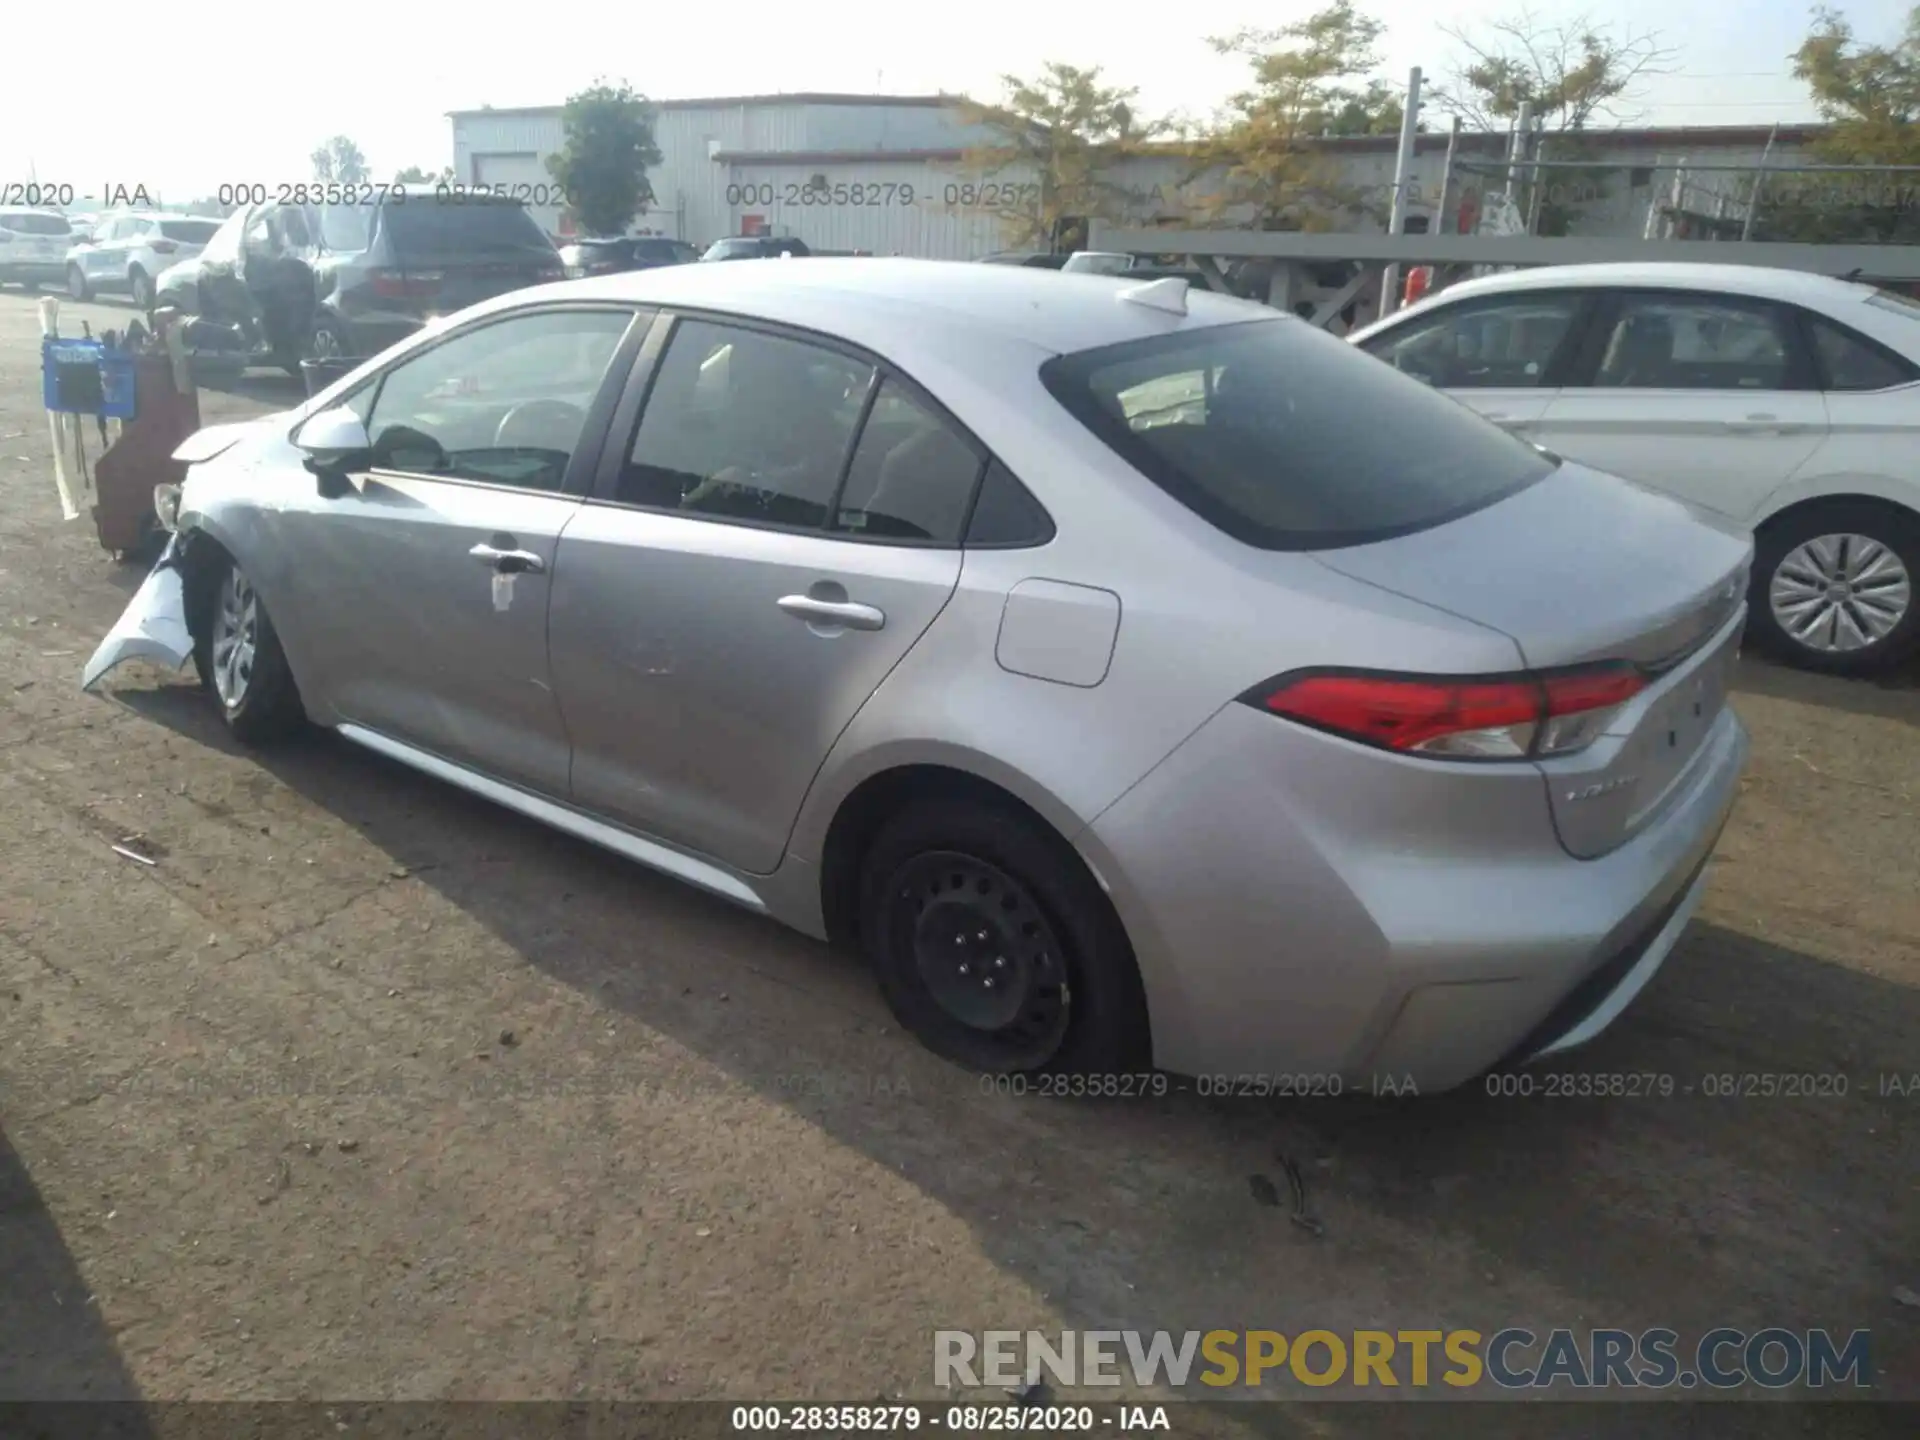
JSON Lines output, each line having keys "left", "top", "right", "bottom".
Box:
{"left": 0, "top": 288, "right": 1914, "bottom": 1433}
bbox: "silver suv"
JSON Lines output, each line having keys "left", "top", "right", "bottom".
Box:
{"left": 0, "top": 208, "right": 75, "bottom": 288}
{"left": 66, "top": 212, "right": 222, "bottom": 307}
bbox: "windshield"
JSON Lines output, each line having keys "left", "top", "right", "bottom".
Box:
{"left": 1040, "top": 317, "right": 1556, "bottom": 550}
{"left": 0, "top": 211, "right": 72, "bottom": 236}
{"left": 159, "top": 218, "right": 220, "bottom": 244}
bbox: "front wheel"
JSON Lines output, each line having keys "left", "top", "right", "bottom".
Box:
{"left": 1749, "top": 501, "right": 1919, "bottom": 677}
{"left": 858, "top": 799, "right": 1149, "bottom": 1076}
{"left": 67, "top": 264, "right": 90, "bottom": 301}
{"left": 193, "top": 555, "right": 305, "bottom": 743}
{"left": 129, "top": 267, "right": 154, "bottom": 309}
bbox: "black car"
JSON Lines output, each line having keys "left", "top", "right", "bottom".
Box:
{"left": 978, "top": 250, "right": 1068, "bottom": 268}
{"left": 559, "top": 236, "right": 699, "bottom": 277}
{"left": 153, "top": 188, "right": 564, "bottom": 371}
{"left": 701, "top": 235, "right": 811, "bottom": 261}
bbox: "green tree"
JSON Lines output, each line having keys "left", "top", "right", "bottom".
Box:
{"left": 1194, "top": 1, "right": 1401, "bottom": 230}
{"left": 1765, "top": 5, "right": 1920, "bottom": 241}
{"left": 959, "top": 63, "right": 1156, "bottom": 250}
{"left": 310, "top": 136, "right": 370, "bottom": 185}
{"left": 395, "top": 164, "right": 454, "bottom": 184}
{"left": 1430, "top": 7, "right": 1675, "bottom": 235}
{"left": 544, "top": 81, "right": 664, "bottom": 237}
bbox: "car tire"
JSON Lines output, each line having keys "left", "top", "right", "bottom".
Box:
{"left": 129, "top": 268, "right": 153, "bottom": 309}
{"left": 192, "top": 554, "right": 305, "bottom": 744}
{"left": 67, "top": 265, "right": 90, "bottom": 301}
{"left": 857, "top": 797, "right": 1150, "bottom": 1076}
{"left": 1749, "top": 500, "right": 1920, "bottom": 678}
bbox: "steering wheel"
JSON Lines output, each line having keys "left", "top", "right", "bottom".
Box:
{"left": 494, "top": 398, "right": 587, "bottom": 451}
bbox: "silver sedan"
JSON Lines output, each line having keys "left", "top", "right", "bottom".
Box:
{"left": 83, "top": 259, "right": 1751, "bottom": 1091}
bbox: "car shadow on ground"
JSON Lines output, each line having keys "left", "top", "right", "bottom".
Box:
{"left": 0, "top": 1133, "right": 153, "bottom": 1420}
{"left": 101, "top": 687, "right": 1920, "bottom": 1434}
{"left": 1733, "top": 653, "right": 1920, "bottom": 728}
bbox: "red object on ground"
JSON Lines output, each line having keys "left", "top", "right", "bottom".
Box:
{"left": 91, "top": 356, "right": 200, "bottom": 559}
{"left": 1404, "top": 266, "right": 1434, "bottom": 306}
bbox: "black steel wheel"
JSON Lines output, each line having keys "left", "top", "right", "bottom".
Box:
{"left": 859, "top": 798, "right": 1149, "bottom": 1076}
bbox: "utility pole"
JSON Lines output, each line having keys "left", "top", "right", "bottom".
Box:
{"left": 1741, "top": 121, "right": 1780, "bottom": 242}
{"left": 1379, "top": 66, "right": 1423, "bottom": 320}
{"left": 1436, "top": 116, "right": 1461, "bottom": 232}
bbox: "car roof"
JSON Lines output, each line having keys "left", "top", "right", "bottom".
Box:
{"left": 559, "top": 256, "right": 1273, "bottom": 358}
{"left": 1407, "top": 262, "right": 1883, "bottom": 310}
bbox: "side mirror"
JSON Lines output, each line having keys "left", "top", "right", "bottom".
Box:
{"left": 296, "top": 406, "right": 370, "bottom": 497}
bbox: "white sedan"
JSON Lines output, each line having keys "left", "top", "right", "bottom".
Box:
{"left": 1350, "top": 262, "right": 1920, "bottom": 676}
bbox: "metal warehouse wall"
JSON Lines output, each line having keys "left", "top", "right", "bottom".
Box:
{"left": 720, "top": 159, "right": 1022, "bottom": 255}
{"left": 453, "top": 104, "right": 1827, "bottom": 254}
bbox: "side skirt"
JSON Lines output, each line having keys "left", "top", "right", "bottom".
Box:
{"left": 335, "top": 723, "right": 770, "bottom": 914}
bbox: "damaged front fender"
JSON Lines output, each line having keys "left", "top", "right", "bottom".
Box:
{"left": 80, "top": 533, "right": 196, "bottom": 691}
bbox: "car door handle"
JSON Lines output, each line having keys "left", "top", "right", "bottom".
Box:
{"left": 469, "top": 542, "right": 546, "bottom": 574}
{"left": 777, "top": 595, "right": 886, "bottom": 631}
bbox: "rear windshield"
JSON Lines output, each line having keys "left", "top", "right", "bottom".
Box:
{"left": 633, "top": 239, "right": 696, "bottom": 262}
{"left": 383, "top": 198, "right": 555, "bottom": 256}
{"left": 314, "top": 202, "right": 371, "bottom": 251}
{"left": 0, "top": 211, "right": 72, "bottom": 236}
{"left": 159, "top": 219, "right": 219, "bottom": 243}
{"left": 1868, "top": 288, "right": 1920, "bottom": 322}
{"left": 1040, "top": 318, "right": 1556, "bottom": 550}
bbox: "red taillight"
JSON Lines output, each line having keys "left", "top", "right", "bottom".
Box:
{"left": 151, "top": 239, "right": 178, "bottom": 254}
{"left": 1248, "top": 664, "right": 1648, "bottom": 761}
{"left": 370, "top": 268, "right": 441, "bottom": 299}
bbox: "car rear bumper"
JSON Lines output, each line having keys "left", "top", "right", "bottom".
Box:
{"left": 1080, "top": 697, "right": 1748, "bottom": 1093}
{"left": 2, "top": 258, "right": 67, "bottom": 282}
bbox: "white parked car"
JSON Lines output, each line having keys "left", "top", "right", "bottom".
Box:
{"left": 65, "top": 211, "right": 222, "bottom": 308}
{"left": 0, "top": 208, "right": 76, "bottom": 288}
{"left": 1350, "top": 263, "right": 1920, "bottom": 676}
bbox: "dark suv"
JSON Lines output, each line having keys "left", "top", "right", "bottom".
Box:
{"left": 153, "top": 188, "right": 563, "bottom": 370}
{"left": 560, "top": 236, "right": 698, "bottom": 276}
{"left": 701, "top": 235, "right": 811, "bottom": 261}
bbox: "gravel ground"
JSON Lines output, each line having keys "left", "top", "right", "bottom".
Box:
{"left": 0, "top": 288, "right": 1913, "bottom": 1435}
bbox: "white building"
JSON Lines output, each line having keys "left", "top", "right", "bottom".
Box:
{"left": 450, "top": 93, "right": 1016, "bottom": 255}
{"left": 449, "top": 95, "right": 1831, "bottom": 258}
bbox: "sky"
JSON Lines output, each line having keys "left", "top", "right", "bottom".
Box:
{"left": 0, "top": 0, "right": 1906, "bottom": 205}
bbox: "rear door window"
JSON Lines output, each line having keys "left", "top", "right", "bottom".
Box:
{"left": 830, "top": 378, "right": 984, "bottom": 544}
{"left": 1807, "top": 315, "right": 1918, "bottom": 391}
{"left": 1590, "top": 294, "right": 1799, "bottom": 390}
{"left": 1041, "top": 317, "right": 1555, "bottom": 551}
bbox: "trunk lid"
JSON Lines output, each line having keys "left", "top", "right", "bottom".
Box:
{"left": 1313, "top": 461, "right": 1752, "bottom": 857}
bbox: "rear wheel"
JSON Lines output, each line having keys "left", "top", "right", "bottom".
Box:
{"left": 1749, "top": 501, "right": 1919, "bottom": 677}
{"left": 857, "top": 798, "right": 1149, "bottom": 1076}
{"left": 129, "top": 267, "right": 154, "bottom": 309}
{"left": 67, "top": 264, "right": 90, "bottom": 301}
{"left": 193, "top": 556, "right": 305, "bottom": 744}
